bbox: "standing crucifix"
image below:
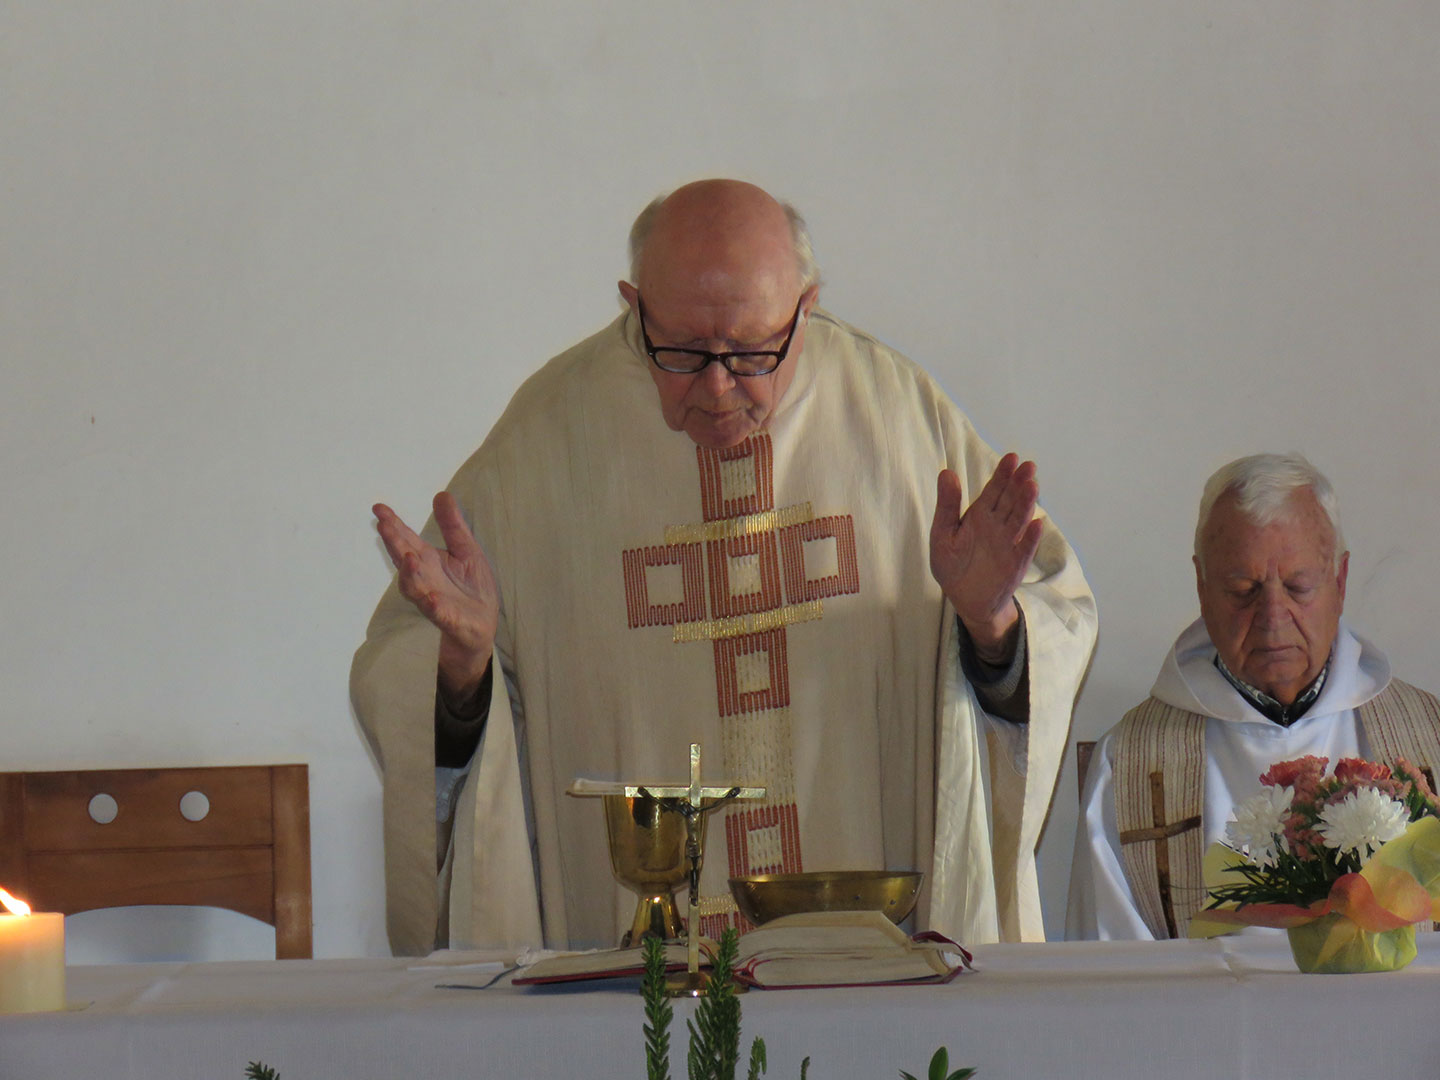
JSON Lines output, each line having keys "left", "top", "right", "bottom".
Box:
{"left": 633, "top": 743, "right": 765, "bottom": 995}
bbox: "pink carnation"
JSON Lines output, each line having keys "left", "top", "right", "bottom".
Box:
{"left": 1394, "top": 758, "right": 1440, "bottom": 804}
{"left": 1335, "top": 758, "right": 1392, "bottom": 785}
{"left": 1281, "top": 813, "right": 1326, "bottom": 861}
{"left": 1261, "top": 756, "right": 1329, "bottom": 790}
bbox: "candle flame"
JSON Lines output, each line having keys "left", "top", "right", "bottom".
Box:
{"left": 0, "top": 886, "right": 32, "bottom": 916}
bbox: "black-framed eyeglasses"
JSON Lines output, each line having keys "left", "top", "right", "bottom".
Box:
{"left": 638, "top": 297, "right": 804, "bottom": 377}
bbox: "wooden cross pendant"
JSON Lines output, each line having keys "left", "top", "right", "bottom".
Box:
{"left": 1117, "top": 770, "right": 1201, "bottom": 939}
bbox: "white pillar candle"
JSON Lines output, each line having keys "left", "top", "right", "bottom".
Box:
{"left": 0, "top": 889, "right": 66, "bottom": 1014}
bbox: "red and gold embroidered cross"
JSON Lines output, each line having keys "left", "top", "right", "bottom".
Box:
{"left": 620, "top": 434, "right": 862, "bottom": 935}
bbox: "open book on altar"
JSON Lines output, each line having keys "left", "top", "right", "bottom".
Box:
{"left": 512, "top": 910, "right": 972, "bottom": 989}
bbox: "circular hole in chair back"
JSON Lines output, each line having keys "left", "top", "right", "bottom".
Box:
{"left": 87, "top": 792, "right": 119, "bottom": 825}
{"left": 179, "top": 790, "right": 211, "bottom": 822}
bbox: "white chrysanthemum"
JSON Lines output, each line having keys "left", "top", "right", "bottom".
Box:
{"left": 1316, "top": 787, "right": 1410, "bottom": 861}
{"left": 1224, "top": 785, "right": 1294, "bottom": 867}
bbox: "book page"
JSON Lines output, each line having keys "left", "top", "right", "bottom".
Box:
{"left": 512, "top": 911, "right": 969, "bottom": 987}
{"left": 740, "top": 948, "right": 955, "bottom": 988}
{"left": 734, "top": 911, "right": 966, "bottom": 988}
{"left": 735, "top": 910, "right": 911, "bottom": 960}
{"left": 512, "top": 943, "right": 690, "bottom": 984}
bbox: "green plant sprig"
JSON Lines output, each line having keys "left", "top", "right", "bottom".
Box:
{"left": 643, "top": 937, "right": 675, "bottom": 1080}
{"left": 1204, "top": 841, "right": 1348, "bottom": 909}
{"left": 642, "top": 928, "right": 972, "bottom": 1080}
{"left": 688, "top": 931, "right": 742, "bottom": 1080}
{"left": 900, "top": 1046, "right": 976, "bottom": 1080}
{"left": 746, "top": 1036, "right": 768, "bottom": 1080}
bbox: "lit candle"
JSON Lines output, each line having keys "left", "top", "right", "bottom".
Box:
{"left": 0, "top": 887, "right": 66, "bottom": 1014}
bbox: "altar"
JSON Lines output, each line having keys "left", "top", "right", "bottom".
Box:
{"left": 4, "top": 934, "right": 1439, "bottom": 1080}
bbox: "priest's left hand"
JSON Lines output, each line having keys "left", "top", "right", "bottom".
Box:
{"left": 929, "top": 452, "right": 1043, "bottom": 662}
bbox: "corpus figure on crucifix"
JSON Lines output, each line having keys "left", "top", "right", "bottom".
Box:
{"left": 632, "top": 743, "right": 764, "bottom": 991}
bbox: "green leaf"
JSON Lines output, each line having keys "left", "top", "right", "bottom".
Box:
{"left": 244, "top": 1064, "right": 279, "bottom": 1080}
{"left": 928, "top": 1047, "right": 948, "bottom": 1080}
{"left": 902, "top": 1046, "right": 977, "bottom": 1080}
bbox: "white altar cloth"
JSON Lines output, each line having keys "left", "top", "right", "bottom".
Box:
{"left": 3, "top": 935, "right": 1439, "bottom": 1079}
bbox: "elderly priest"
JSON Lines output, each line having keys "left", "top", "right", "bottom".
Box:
{"left": 1068, "top": 452, "right": 1440, "bottom": 940}
{"left": 352, "top": 179, "right": 1096, "bottom": 954}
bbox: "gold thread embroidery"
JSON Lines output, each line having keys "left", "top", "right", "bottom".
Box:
{"left": 697, "top": 894, "right": 739, "bottom": 918}
{"left": 672, "top": 600, "right": 823, "bottom": 643}
{"left": 664, "top": 502, "right": 814, "bottom": 545}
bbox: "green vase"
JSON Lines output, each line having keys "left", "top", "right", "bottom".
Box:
{"left": 1285, "top": 913, "right": 1417, "bottom": 974}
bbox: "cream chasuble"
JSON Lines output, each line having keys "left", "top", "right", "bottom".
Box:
{"left": 353, "top": 309, "right": 1097, "bottom": 954}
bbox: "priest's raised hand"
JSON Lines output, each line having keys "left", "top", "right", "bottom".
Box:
{"left": 928, "top": 452, "right": 1044, "bottom": 663}
{"left": 372, "top": 492, "right": 498, "bottom": 704}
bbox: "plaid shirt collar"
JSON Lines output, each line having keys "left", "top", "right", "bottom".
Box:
{"left": 1214, "top": 651, "right": 1331, "bottom": 727}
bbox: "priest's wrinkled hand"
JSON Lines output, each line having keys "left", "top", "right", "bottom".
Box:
{"left": 372, "top": 492, "right": 499, "bottom": 701}
{"left": 928, "top": 453, "right": 1043, "bottom": 662}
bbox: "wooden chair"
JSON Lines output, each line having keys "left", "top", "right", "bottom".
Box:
{"left": 0, "top": 765, "right": 312, "bottom": 959}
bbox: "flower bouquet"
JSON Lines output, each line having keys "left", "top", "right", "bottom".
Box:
{"left": 1189, "top": 755, "right": 1440, "bottom": 973}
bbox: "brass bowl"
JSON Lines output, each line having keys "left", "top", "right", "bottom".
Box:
{"left": 728, "top": 870, "right": 923, "bottom": 926}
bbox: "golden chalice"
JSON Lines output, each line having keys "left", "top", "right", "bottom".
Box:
{"left": 575, "top": 744, "right": 765, "bottom": 991}
{"left": 603, "top": 792, "right": 706, "bottom": 946}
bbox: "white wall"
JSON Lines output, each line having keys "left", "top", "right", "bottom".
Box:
{"left": 4, "top": 2, "right": 1437, "bottom": 957}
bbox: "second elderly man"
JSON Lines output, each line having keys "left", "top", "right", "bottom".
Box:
{"left": 1068, "top": 452, "right": 1440, "bottom": 940}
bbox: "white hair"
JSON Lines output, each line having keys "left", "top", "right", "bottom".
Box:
{"left": 1194, "top": 452, "right": 1346, "bottom": 577}
{"left": 626, "top": 194, "right": 821, "bottom": 290}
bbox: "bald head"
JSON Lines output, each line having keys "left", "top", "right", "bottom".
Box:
{"left": 618, "top": 180, "right": 821, "bottom": 449}
{"left": 628, "top": 180, "right": 818, "bottom": 304}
